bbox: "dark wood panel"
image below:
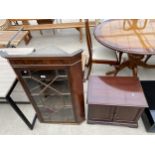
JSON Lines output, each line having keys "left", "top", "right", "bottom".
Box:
{"left": 88, "top": 76, "right": 148, "bottom": 107}
{"left": 87, "top": 76, "right": 148, "bottom": 127}
{"left": 88, "top": 105, "right": 115, "bottom": 121}
{"left": 68, "top": 60, "right": 85, "bottom": 123}
{"left": 113, "top": 107, "right": 143, "bottom": 122}
{"left": 6, "top": 49, "right": 85, "bottom": 124}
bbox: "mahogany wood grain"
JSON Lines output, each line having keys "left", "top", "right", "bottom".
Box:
{"left": 5, "top": 49, "right": 85, "bottom": 124}
{"left": 87, "top": 76, "right": 148, "bottom": 127}
{"left": 88, "top": 76, "right": 148, "bottom": 107}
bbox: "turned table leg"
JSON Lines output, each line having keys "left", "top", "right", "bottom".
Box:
{"left": 106, "top": 54, "right": 146, "bottom": 77}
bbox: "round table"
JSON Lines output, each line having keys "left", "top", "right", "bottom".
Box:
{"left": 94, "top": 19, "right": 155, "bottom": 76}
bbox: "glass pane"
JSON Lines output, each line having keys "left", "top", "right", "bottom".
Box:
{"left": 21, "top": 69, "right": 75, "bottom": 123}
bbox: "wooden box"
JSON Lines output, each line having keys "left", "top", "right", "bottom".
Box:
{"left": 87, "top": 76, "right": 148, "bottom": 128}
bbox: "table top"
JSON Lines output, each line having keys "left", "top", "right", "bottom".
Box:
{"left": 94, "top": 19, "right": 155, "bottom": 55}
{"left": 88, "top": 76, "right": 148, "bottom": 107}
{"left": 0, "top": 30, "right": 28, "bottom": 47}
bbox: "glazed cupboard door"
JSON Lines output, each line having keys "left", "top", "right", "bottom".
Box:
{"left": 20, "top": 68, "right": 76, "bottom": 123}
{"left": 113, "top": 107, "right": 142, "bottom": 123}
{"left": 88, "top": 105, "right": 115, "bottom": 121}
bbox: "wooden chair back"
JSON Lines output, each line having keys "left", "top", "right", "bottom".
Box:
{"left": 85, "top": 19, "right": 93, "bottom": 66}
{"left": 84, "top": 19, "right": 120, "bottom": 80}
